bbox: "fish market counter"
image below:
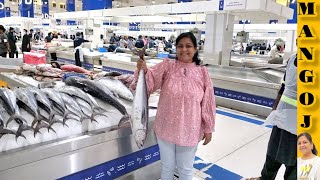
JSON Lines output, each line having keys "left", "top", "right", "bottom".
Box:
{"left": 0, "top": 73, "right": 161, "bottom": 180}
{"left": 55, "top": 50, "right": 103, "bottom": 70}
{"left": 0, "top": 119, "right": 160, "bottom": 180}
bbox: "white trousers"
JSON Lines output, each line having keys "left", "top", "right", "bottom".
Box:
{"left": 157, "top": 136, "right": 197, "bottom": 180}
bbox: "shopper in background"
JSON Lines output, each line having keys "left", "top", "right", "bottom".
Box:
{"left": 45, "top": 32, "right": 53, "bottom": 43}
{"left": 0, "top": 25, "right": 10, "bottom": 58}
{"left": 22, "top": 29, "right": 31, "bottom": 53}
{"left": 135, "top": 35, "right": 145, "bottom": 48}
{"left": 297, "top": 132, "right": 320, "bottom": 179}
{"left": 268, "top": 43, "right": 283, "bottom": 64}
{"left": 7, "top": 27, "right": 16, "bottom": 58}
{"left": 73, "top": 32, "right": 90, "bottom": 67}
{"left": 246, "top": 53, "right": 297, "bottom": 180}
{"left": 133, "top": 32, "right": 216, "bottom": 180}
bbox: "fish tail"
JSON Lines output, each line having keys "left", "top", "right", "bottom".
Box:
{"left": 15, "top": 124, "right": 33, "bottom": 141}
{"left": 6, "top": 115, "right": 28, "bottom": 127}
{"left": 90, "top": 115, "right": 99, "bottom": 124}
{"left": 15, "top": 133, "right": 26, "bottom": 142}
{"left": 91, "top": 112, "right": 108, "bottom": 119}
{"left": 64, "top": 110, "right": 80, "bottom": 121}
{"left": 118, "top": 114, "right": 131, "bottom": 128}
{"left": 49, "top": 112, "right": 55, "bottom": 124}
{"left": 48, "top": 126, "right": 57, "bottom": 134}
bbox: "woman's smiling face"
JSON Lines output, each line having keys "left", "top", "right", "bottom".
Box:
{"left": 298, "top": 135, "right": 313, "bottom": 156}
{"left": 176, "top": 37, "right": 196, "bottom": 64}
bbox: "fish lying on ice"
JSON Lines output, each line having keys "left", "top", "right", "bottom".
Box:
{"left": 65, "top": 77, "right": 129, "bottom": 122}
{"left": 40, "top": 88, "right": 77, "bottom": 125}
{"left": 57, "top": 86, "right": 108, "bottom": 118}
{"left": 0, "top": 88, "right": 28, "bottom": 127}
{"left": 59, "top": 93, "right": 91, "bottom": 123}
{"left": 14, "top": 88, "right": 46, "bottom": 127}
{"left": 27, "top": 87, "right": 63, "bottom": 126}
{"left": 96, "top": 77, "right": 134, "bottom": 101}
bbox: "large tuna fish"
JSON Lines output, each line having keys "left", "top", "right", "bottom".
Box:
{"left": 13, "top": 88, "right": 46, "bottom": 128}
{"left": 0, "top": 88, "right": 27, "bottom": 126}
{"left": 40, "top": 88, "right": 77, "bottom": 124}
{"left": 57, "top": 86, "right": 107, "bottom": 117}
{"left": 128, "top": 44, "right": 149, "bottom": 149}
{"left": 59, "top": 93, "right": 91, "bottom": 123}
{"left": 27, "top": 87, "right": 58, "bottom": 124}
{"left": 96, "top": 77, "right": 134, "bottom": 101}
{"left": 0, "top": 88, "right": 30, "bottom": 140}
{"left": 131, "top": 69, "right": 149, "bottom": 149}
{"left": 65, "top": 77, "right": 129, "bottom": 123}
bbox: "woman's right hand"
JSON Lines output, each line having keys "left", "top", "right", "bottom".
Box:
{"left": 137, "top": 59, "right": 148, "bottom": 73}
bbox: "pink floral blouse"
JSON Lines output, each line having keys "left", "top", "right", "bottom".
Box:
{"left": 132, "top": 59, "right": 216, "bottom": 147}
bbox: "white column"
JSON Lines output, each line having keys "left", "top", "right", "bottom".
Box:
{"left": 283, "top": 30, "right": 297, "bottom": 62}
{"left": 203, "top": 13, "right": 235, "bottom": 65}
{"left": 285, "top": 30, "right": 297, "bottom": 53}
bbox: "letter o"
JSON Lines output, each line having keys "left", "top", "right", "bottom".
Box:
{"left": 300, "top": 92, "right": 315, "bottom": 105}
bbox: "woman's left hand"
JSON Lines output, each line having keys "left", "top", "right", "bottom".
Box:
{"left": 202, "top": 133, "right": 212, "bottom": 145}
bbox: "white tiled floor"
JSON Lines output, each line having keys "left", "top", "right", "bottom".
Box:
{"left": 192, "top": 108, "right": 286, "bottom": 180}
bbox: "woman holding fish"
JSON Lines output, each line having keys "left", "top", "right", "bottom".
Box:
{"left": 133, "top": 32, "right": 216, "bottom": 180}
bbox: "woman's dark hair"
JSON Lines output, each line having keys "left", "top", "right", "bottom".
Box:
{"left": 0, "top": 25, "right": 5, "bottom": 32}
{"left": 175, "top": 32, "right": 200, "bottom": 65}
{"left": 298, "top": 132, "right": 318, "bottom": 155}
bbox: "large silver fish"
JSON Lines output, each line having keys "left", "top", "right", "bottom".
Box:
{"left": 65, "top": 77, "right": 129, "bottom": 123}
{"left": 14, "top": 88, "right": 46, "bottom": 127}
{"left": 27, "top": 87, "right": 59, "bottom": 125}
{"left": 57, "top": 86, "right": 107, "bottom": 116}
{"left": 128, "top": 44, "right": 149, "bottom": 149}
{"left": 0, "top": 88, "right": 28, "bottom": 127}
{"left": 131, "top": 69, "right": 149, "bottom": 149}
{"left": 40, "top": 88, "right": 77, "bottom": 123}
{"left": 96, "top": 78, "right": 134, "bottom": 101}
{"left": 59, "top": 93, "right": 91, "bottom": 123}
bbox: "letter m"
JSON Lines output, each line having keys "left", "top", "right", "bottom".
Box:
{"left": 299, "top": 47, "right": 314, "bottom": 61}
{"left": 298, "top": 2, "right": 315, "bottom": 15}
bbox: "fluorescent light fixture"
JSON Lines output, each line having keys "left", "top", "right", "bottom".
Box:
{"left": 152, "top": 0, "right": 155, "bottom": 4}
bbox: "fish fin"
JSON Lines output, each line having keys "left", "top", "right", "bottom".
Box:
{"left": 31, "top": 119, "right": 39, "bottom": 128}
{"left": 16, "top": 124, "right": 33, "bottom": 140}
{"left": 118, "top": 114, "right": 131, "bottom": 128}
{"left": 92, "top": 111, "right": 108, "bottom": 119}
{"left": 49, "top": 117, "right": 67, "bottom": 128}
{"left": 64, "top": 110, "right": 80, "bottom": 121}
{"left": 6, "top": 115, "right": 28, "bottom": 127}
{"left": 49, "top": 112, "right": 55, "bottom": 124}
{"left": 0, "top": 128, "right": 16, "bottom": 139}
{"left": 48, "top": 126, "right": 57, "bottom": 134}
{"left": 80, "top": 115, "right": 91, "bottom": 123}
{"left": 15, "top": 133, "right": 26, "bottom": 142}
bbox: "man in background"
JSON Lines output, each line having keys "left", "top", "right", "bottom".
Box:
{"left": 7, "top": 27, "right": 16, "bottom": 58}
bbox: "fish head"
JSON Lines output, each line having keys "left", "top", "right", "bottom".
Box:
{"left": 135, "top": 129, "right": 147, "bottom": 149}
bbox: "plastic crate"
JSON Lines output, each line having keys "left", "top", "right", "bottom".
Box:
{"left": 23, "top": 52, "right": 46, "bottom": 65}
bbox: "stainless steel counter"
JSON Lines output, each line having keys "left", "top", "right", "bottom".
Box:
{"left": 0, "top": 120, "right": 159, "bottom": 180}
{"left": 0, "top": 73, "right": 161, "bottom": 180}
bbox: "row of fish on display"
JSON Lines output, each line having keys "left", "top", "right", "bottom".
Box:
{"left": 0, "top": 76, "right": 135, "bottom": 152}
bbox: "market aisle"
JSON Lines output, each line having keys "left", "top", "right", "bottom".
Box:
{"left": 191, "top": 108, "right": 286, "bottom": 180}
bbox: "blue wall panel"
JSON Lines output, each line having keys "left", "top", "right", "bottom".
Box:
{"left": 19, "top": 0, "right": 34, "bottom": 18}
